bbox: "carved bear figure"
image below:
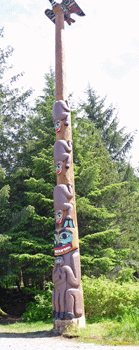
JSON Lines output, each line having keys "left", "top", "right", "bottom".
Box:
{"left": 53, "top": 183, "right": 73, "bottom": 220}
{"left": 52, "top": 256, "right": 66, "bottom": 319}
{"left": 52, "top": 256, "right": 67, "bottom": 320}
{"left": 54, "top": 140, "right": 72, "bottom": 174}
{"left": 53, "top": 100, "right": 70, "bottom": 132}
{"left": 52, "top": 251, "right": 82, "bottom": 320}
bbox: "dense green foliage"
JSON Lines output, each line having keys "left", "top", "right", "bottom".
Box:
{"left": 22, "top": 282, "right": 53, "bottom": 321}
{"left": 83, "top": 276, "right": 139, "bottom": 319}
{"left": 22, "top": 276, "right": 139, "bottom": 323}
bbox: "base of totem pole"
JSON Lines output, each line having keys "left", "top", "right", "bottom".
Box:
{"left": 53, "top": 316, "right": 86, "bottom": 334}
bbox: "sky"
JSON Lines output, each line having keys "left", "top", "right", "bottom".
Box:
{"left": 1, "top": 0, "right": 139, "bottom": 169}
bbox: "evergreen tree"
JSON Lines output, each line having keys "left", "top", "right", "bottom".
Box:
{"left": 80, "top": 86, "right": 135, "bottom": 166}
{"left": 72, "top": 116, "right": 133, "bottom": 277}
{"left": 2, "top": 72, "right": 56, "bottom": 288}
{"left": 0, "top": 167, "right": 12, "bottom": 286}
{"left": 0, "top": 28, "right": 32, "bottom": 173}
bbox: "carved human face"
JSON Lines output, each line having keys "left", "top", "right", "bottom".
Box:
{"left": 54, "top": 256, "right": 64, "bottom": 267}
{"left": 54, "top": 228, "right": 73, "bottom": 255}
{"left": 55, "top": 161, "right": 63, "bottom": 175}
{"left": 55, "top": 210, "right": 64, "bottom": 225}
{"left": 54, "top": 120, "right": 62, "bottom": 132}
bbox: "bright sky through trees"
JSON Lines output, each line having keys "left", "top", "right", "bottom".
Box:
{"left": 1, "top": 0, "right": 139, "bottom": 168}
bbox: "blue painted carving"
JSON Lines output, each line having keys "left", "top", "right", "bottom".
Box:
{"left": 62, "top": 218, "right": 75, "bottom": 228}
{"left": 54, "top": 228, "right": 73, "bottom": 254}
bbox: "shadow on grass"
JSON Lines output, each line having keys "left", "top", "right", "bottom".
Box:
{"left": 0, "top": 330, "right": 60, "bottom": 338}
{"left": 0, "top": 316, "right": 59, "bottom": 338}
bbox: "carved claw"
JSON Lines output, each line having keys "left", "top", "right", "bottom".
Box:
{"left": 64, "top": 120, "right": 69, "bottom": 126}
{"left": 52, "top": 310, "right": 56, "bottom": 318}
{"left": 68, "top": 183, "right": 72, "bottom": 187}
{"left": 65, "top": 312, "right": 74, "bottom": 320}
{"left": 54, "top": 311, "right": 59, "bottom": 319}
{"left": 59, "top": 312, "right": 65, "bottom": 320}
{"left": 68, "top": 140, "right": 72, "bottom": 145}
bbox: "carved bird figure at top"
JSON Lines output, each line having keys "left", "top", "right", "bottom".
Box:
{"left": 45, "top": 0, "right": 85, "bottom": 25}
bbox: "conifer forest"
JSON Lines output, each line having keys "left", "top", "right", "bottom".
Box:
{"left": 0, "top": 28, "right": 139, "bottom": 321}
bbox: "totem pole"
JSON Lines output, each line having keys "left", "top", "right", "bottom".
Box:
{"left": 45, "top": 0, "right": 85, "bottom": 331}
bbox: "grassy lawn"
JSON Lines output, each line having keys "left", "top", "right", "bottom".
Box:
{"left": 0, "top": 317, "right": 139, "bottom": 345}
{"left": 0, "top": 320, "right": 53, "bottom": 334}
{"left": 64, "top": 318, "right": 139, "bottom": 345}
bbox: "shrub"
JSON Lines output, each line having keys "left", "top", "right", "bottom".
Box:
{"left": 22, "top": 282, "right": 53, "bottom": 322}
{"left": 82, "top": 276, "right": 139, "bottom": 320}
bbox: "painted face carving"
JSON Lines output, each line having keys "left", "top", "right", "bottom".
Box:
{"left": 54, "top": 228, "right": 73, "bottom": 255}
{"left": 55, "top": 256, "right": 64, "bottom": 266}
{"left": 55, "top": 161, "right": 63, "bottom": 175}
{"left": 55, "top": 210, "right": 64, "bottom": 225}
{"left": 62, "top": 218, "right": 75, "bottom": 228}
{"left": 54, "top": 120, "right": 62, "bottom": 132}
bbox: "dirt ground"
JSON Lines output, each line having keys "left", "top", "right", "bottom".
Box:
{"left": 0, "top": 315, "right": 23, "bottom": 325}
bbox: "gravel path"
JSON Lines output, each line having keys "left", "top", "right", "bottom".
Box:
{"left": 0, "top": 333, "right": 139, "bottom": 350}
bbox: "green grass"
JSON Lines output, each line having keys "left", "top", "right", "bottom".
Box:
{"left": 0, "top": 316, "right": 139, "bottom": 345}
{"left": 63, "top": 315, "right": 139, "bottom": 345}
{"left": 0, "top": 320, "right": 53, "bottom": 334}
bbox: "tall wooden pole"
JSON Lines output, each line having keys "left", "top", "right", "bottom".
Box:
{"left": 45, "top": 3, "right": 85, "bottom": 333}
{"left": 54, "top": 7, "right": 78, "bottom": 233}
{"left": 55, "top": 7, "right": 67, "bottom": 101}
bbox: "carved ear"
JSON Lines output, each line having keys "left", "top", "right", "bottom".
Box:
{"left": 60, "top": 100, "right": 70, "bottom": 112}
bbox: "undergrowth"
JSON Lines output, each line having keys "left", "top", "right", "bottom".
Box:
{"left": 1, "top": 276, "right": 139, "bottom": 345}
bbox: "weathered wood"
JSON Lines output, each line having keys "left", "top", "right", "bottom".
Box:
{"left": 54, "top": 7, "right": 67, "bottom": 101}
{"left": 54, "top": 7, "right": 78, "bottom": 250}
{"left": 52, "top": 4, "right": 85, "bottom": 325}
